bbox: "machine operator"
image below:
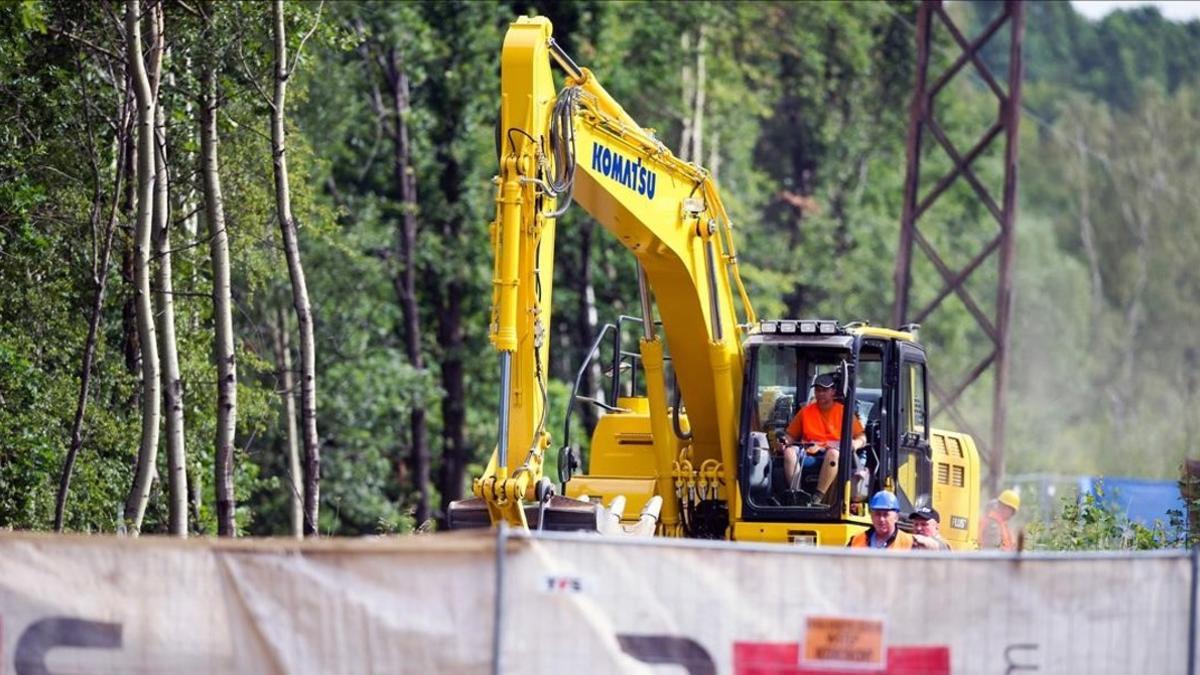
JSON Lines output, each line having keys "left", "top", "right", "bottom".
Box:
{"left": 780, "top": 373, "right": 866, "bottom": 506}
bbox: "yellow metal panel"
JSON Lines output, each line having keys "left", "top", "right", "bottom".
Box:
{"left": 732, "top": 521, "right": 871, "bottom": 547}
{"left": 638, "top": 338, "right": 683, "bottom": 530}
{"left": 564, "top": 476, "right": 658, "bottom": 515}
{"left": 848, "top": 326, "right": 916, "bottom": 342}
{"left": 930, "top": 428, "right": 981, "bottom": 549}
{"left": 930, "top": 434, "right": 946, "bottom": 455}
{"left": 588, "top": 409, "right": 662, "bottom": 477}
{"left": 936, "top": 462, "right": 950, "bottom": 485}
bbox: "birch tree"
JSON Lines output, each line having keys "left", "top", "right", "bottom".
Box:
{"left": 272, "top": 306, "right": 303, "bottom": 537}
{"left": 148, "top": 0, "right": 188, "bottom": 537}
{"left": 123, "top": 0, "right": 162, "bottom": 535}
{"left": 199, "top": 2, "right": 237, "bottom": 537}
{"left": 272, "top": 0, "right": 321, "bottom": 536}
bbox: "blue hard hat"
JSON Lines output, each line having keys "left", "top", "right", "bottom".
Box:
{"left": 868, "top": 490, "right": 900, "bottom": 511}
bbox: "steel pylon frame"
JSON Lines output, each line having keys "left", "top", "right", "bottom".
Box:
{"left": 891, "top": 0, "right": 1025, "bottom": 493}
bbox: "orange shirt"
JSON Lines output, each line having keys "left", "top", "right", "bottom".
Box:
{"left": 785, "top": 401, "right": 863, "bottom": 444}
{"left": 979, "top": 509, "right": 1015, "bottom": 551}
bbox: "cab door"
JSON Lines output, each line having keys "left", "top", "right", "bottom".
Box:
{"left": 894, "top": 343, "right": 932, "bottom": 513}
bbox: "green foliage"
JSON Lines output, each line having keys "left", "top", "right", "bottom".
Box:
{"left": 1027, "top": 482, "right": 1184, "bottom": 551}
{"left": 1006, "top": 84, "right": 1200, "bottom": 478}
{"left": 971, "top": 0, "right": 1200, "bottom": 112}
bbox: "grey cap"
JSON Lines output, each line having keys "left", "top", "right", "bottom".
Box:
{"left": 814, "top": 373, "right": 837, "bottom": 389}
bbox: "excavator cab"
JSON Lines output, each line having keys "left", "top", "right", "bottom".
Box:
{"left": 734, "top": 320, "right": 943, "bottom": 544}
{"left": 530, "top": 316, "right": 974, "bottom": 546}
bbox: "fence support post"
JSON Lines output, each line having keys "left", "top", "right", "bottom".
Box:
{"left": 1190, "top": 545, "right": 1198, "bottom": 675}
{"left": 492, "top": 523, "right": 509, "bottom": 675}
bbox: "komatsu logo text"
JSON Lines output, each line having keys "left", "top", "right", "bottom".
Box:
{"left": 591, "top": 142, "right": 657, "bottom": 199}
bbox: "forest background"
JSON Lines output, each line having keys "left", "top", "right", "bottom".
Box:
{"left": 1, "top": 0, "right": 1197, "bottom": 541}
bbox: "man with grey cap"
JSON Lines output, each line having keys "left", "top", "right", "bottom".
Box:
{"left": 910, "top": 506, "right": 951, "bottom": 551}
{"left": 781, "top": 372, "right": 866, "bottom": 506}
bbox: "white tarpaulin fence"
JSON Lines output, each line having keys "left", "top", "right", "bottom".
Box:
{"left": 0, "top": 530, "right": 1194, "bottom": 674}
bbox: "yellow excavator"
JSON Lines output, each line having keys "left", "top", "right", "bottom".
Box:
{"left": 448, "top": 16, "right": 981, "bottom": 548}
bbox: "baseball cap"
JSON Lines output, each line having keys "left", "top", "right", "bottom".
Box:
{"left": 814, "top": 373, "right": 837, "bottom": 389}
{"left": 910, "top": 506, "right": 940, "bottom": 522}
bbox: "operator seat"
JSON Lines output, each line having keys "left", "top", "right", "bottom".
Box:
{"left": 747, "top": 432, "right": 773, "bottom": 501}
{"left": 768, "top": 394, "right": 794, "bottom": 439}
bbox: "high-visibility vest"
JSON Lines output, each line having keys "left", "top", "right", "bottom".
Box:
{"left": 980, "top": 510, "right": 1014, "bottom": 550}
{"left": 786, "top": 402, "right": 864, "bottom": 444}
{"left": 849, "top": 528, "right": 914, "bottom": 550}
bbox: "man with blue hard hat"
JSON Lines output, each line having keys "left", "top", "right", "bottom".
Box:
{"left": 848, "top": 490, "right": 914, "bottom": 550}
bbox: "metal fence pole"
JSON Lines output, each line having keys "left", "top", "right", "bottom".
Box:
{"left": 1190, "top": 545, "right": 1198, "bottom": 675}
{"left": 1190, "top": 546, "right": 1199, "bottom": 675}
{"left": 492, "top": 523, "right": 509, "bottom": 675}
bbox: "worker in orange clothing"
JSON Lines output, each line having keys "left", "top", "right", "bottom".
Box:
{"left": 781, "top": 372, "right": 865, "bottom": 506}
{"left": 979, "top": 489, "right": 1020, "bottom": 551}
{"left": 848, "top": 491, "right": 914, "bottom": 549}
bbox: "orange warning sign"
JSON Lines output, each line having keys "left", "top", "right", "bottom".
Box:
{"left": 801, "top": 615, "right": 886, "bottom": 669}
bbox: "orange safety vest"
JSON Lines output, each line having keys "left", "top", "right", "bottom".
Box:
{"left": 979, "top": 510, "right": 1014, "bottom": 551}
{"left": 848, "top": 529, "right": 914, "bottom": 550}
{"left": 786, "top": 402, "right": 864, "bottom": 444}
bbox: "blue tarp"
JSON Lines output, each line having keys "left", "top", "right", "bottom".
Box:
{"left": 1077, "top": 477, "right": 1184, "bottom": 527}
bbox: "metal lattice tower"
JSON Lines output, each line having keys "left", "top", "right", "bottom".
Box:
{"left": 892, "top": 0, "right": 1025, "bottom": 493}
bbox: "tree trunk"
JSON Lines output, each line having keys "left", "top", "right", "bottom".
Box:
{"left": 1071, "top": 127, "right": 1104, "bottom": 336}
{"left": 679, "top": 31, "right": 693, "bottom": 163}
{"left": 273, "top": 0, "right": 321, "bottom": 536}
{"left": 436, "top": 279, "right": 466, "bottom": 519}
{"left": 188, "top": 467, "right": 203, "bottom": 532}
{"left": 200, "top": 14, "right": 237, "bottom": 537}
{"left": 272, "top": 305, "right": 303, "bottom": 538}
{"left": 691, "top": 25, "right": 706, "bottom": 166}
{"left": 120, "top": 248, "right": 140, "bottom": 375}
{"left": 54, "top": 70, "right": 132, "bottom": 533}
{"left": 708, "top": 130, "right": 720, "bottom": 183}
{"left": 124, "top": 0, "right": 162, "bottom": 535}
{"left": 1114, "top": 181, "right": 1149, "bottom": 433}
{"left": 148, "top": 1, "right": 188, "bottom": 538}
{"left": 430, "top": 125, "right": 466, "bottom": 522}
{"left": 383, "top": 46, "right": 430, "bottom": 525}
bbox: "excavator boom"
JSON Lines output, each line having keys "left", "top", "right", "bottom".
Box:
{"left": 451, "top": 16, "right": 754, "bottom": 532}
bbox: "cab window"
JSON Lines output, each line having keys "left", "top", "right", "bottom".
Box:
{"left": 745, "top": 343, "right": 855, "bottom": 510}
{"left": 754, "top": 346, "right": 798, "bottom": 440}
{"left": 896, "top": 359, "right": 930, "bottom": 512}
{"left": 901, "top": 361, "right": 927, "bottom": 433}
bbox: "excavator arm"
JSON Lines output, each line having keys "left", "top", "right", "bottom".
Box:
{"left": 456, "top": 16, "right": 756, "bottom": 531}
